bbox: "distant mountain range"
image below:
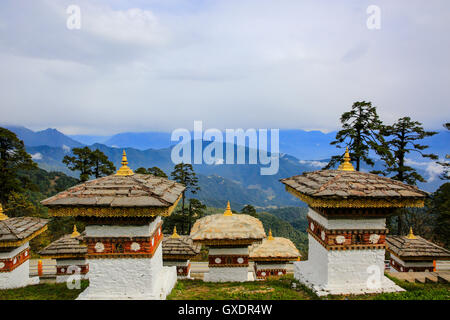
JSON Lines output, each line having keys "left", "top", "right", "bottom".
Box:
{"left": 3, "top": 125, "right": 448, "bottom": 208}
{"left": 4, "top": 125, "right": 448, "bottom": 160}
{"left": 4, "top": 125, "right": 83, "bottom": 148}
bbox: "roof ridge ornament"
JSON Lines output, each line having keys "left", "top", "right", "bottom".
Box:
{"left": 267, "top": 229, "right": 274, "bottom": 240}
{"left": 0, "top": 204, "right": 8, "bottom": 221}
{"left": 115, "top": 150, "right": 134, "bottom": 176}
{"left": 171, "top": 226, "right": 181, "bottom": 239}
{"left": 223, "top": 201, "right": 233, "bottom": 216}
{"left": 406, "top": 227, "right": 417, "bottom": 239}
{"left": 337, "top": 147, "right": 355, "bottom": 171}
{"left": 71, "top": 225, "right": 81, "bottom": 238}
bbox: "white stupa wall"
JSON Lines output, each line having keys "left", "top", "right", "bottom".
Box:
{"left": 85, "top": 216, "right": 161, "bottom": 237}
{"left": 204, "top": 267, "right": 249, "bottom": 282}
{"left": 0, "top": 243, "right": 36, "bottom": 289}
{"left": 77, "top": 216, "right": 177, "bottom": 300}
{"left": 294, "top": 208, "right": 403, "bottom": 296}
{"left": 56, "top": 258, "right": 89, "bottom": 283}
{"left": 205, "top": 246, "right": 250, "bottom": 282}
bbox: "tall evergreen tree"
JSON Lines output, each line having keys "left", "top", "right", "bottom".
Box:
{"left": 325, "top": 101, "right": 389, "bottom": 171}
{"left": 379, "top": 117, "right": 437, "bottom": 234}
{"left": 170, "top": 162, "right": 200, "bottom": 234}
{"left": 62, "top": 147, "right": 94, "bottom": 182}
{"left": 380, "top": 117, "right": 437, "bottom": 184}
{"left": 90, "top": 149, "right": 116, "bottom": 178}
{"left": 0, "top": 127, "right": 37, "bottom": 205}
{"left": 429, "top": 183, "right": 450, "bottom": 248}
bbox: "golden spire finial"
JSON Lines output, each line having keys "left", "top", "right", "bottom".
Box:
{"left": 0, "top": 204, "right": 8, "bottom": 221}
{"left": 267, "top": 229, "right": 274, "bottom": 240}
{"left": 338, "top": 147, "right": 355, "bottom": 171}
{"left": 115, "top": 150, "right": 134, "bottom": 176}
{"left": 171, "top": 226, "right": 181, "bottom": 239}
{"left": 406, "top": 227, "right": 417, "bottom": 239}
{"left": 297, "top": 256, "right": 301, "bottom": 261}
{"left": 71, "top": 225, "right": 81, "bottom": 238}
{"left": 223, "top": 201, "right": 233, "bottom": 216}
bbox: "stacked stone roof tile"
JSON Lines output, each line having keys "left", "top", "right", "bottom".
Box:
{"left": 0, "top": 217, "right": 49, "bottom": 243}
{"left": 386, "top": 235, "right": 450, "bottom": 259}
{"left": 162, "top": 235, "right": 201, "bottom": 257}
{"left": 281, "top": 170, "right": 427, "bottom": 199}
{"left": 249, "top": 237, "right": 300, "bottom": 260}
{"left": 41, "top": 174, "right": 185, "bottom": 208}
{"left": 40, "top": 233, "right": 87, "bottom": 257}
{"left": 190, "top": 214, "right": 266, "bottom": 242}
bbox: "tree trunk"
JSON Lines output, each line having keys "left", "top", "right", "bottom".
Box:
{"left": 181, "top": 190, "right": 186, "bottom": 234}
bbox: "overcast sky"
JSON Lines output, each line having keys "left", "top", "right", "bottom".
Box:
{"left": 0, "top": 0, "right": 449, "bottom": 135}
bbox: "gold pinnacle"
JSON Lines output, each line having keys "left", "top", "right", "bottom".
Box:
{"left": 115, "top": 150, "right": 134, "bottom": 176}
{"left": 268, "top": 229, "right": 274, "bottom": 240}
{"left": 71, "top": 225, "right": 81, "bottom": 238}
{"left": 406, "top": 227, "right": 417, "bottom": 239}
{"left": 0, "top": 204, "right": 8, "bottom": 221}
{"left": 338, "top": 147, "right": 355, "bottom": 171}
{"left": 171, "top": 226, "right": 181, "bottom": 239}
{"left": 223, "top": 201, "right": 233, "bottom": 216}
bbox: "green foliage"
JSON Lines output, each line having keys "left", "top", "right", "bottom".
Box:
{"left": 63, "top": 147, "right": 114, "bottom": 182}
{"left": 135, "top": 166, "right": 168, "bottom": 177}
{"left": 241, "top": 204, "right": 257, "bottom": 217}
{"left": 257, "top": 211, "right": 308, "bottom": 254}
{"left": 379, "top": 116, "right": 437, "bottom": 185}
{"left": 90, "top": 149, "right": 116, "bottom": 178}
{"left": 0, "top": 280, "right": 89, "bottom": 300}
{"left": 164, "top": 198, "right": 206, "bottom": 235}
{"left": 0, "top": 127, "right": 37, "bottom": 205}
{"left": 170, "top": 163, "right": 200, "bottom": 234}
{"left": 325, "top": 101, "right": 388, "bottom": 171}
{"left": 168, "top": 275, "right": 317, "bottom": 300}
{"left": 430, "top": 182, "right": 450, "bottom": 248}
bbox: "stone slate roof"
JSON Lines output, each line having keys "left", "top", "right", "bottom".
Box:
{"left": 40, "top": 233, "right": 87, "bottom": 257}
{"left": 41, "top": 174, "right": 185, "bottom": 208}
{"left": 386, "top": 236, "right": 450, "bottom": 260}
{"left": 281, "top": 170, "right": 427, "bottom": 199}
{"left": 0, "top": 217, "right": 48, "bottom": 245}
{"left": 162, "top": 235, "right": 201, "bottom": 257}
{"left": 249, "top": 237, "right": 300, "bottom": 260}
{"left": 190, "top": 214, "right": 266, "bottom": 242}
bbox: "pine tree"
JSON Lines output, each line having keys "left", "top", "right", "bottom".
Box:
{"left": 90, "top": 149, "right": 116, "bottom": 178}
{"left": 325, "top": 101, "right": 389, "bottom": 171}
{"left": 62, "top": 147, "right": 94, "bottom": 182}
{"left": 170, "top": 162, "right": 200, "bottom": 234}
{"left": 0, "top": 127, "right": 37, "bottom": 205}
{"left": 429, "top": 183, "right": 450, "bottom": 248}
{"left": 380, "top": 117, "right": 437, "bottom": 234}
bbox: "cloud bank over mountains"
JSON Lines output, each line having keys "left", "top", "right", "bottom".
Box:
{"left": 0, "top": 0, "right": 449, "bottom": 134}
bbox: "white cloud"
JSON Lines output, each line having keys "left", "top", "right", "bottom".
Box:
{"left": 62, "top": 144, "right": 71, "bottom": 152}
{"left": 298, "top": 160, "right": 328, "bottom": 168}
{"left": 31, "top": 152, "right": 43, "bottom": 160}
{"left": 405, "top": 158, "right": 446, "bottom": 182}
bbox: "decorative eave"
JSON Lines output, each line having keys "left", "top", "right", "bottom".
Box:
{"left": 163, "top": 254, "right": 198, "bottom": 260}
{"left": 285, "top": 185, "right": 425, "bottom": 209}
{"left": 249, "top": 256, "right": 298, "bottom": 262}
{"left": 193, "top": 239, "right": 263, "bottom": 246}
{"left": 47, "top": 193, "right": 182, "bottom": 218}
{"left": 40, "top": 253, "right": 87, "bottom": 260}
{"left": 0, "top": 225, "right": 48, "bottom": 248}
